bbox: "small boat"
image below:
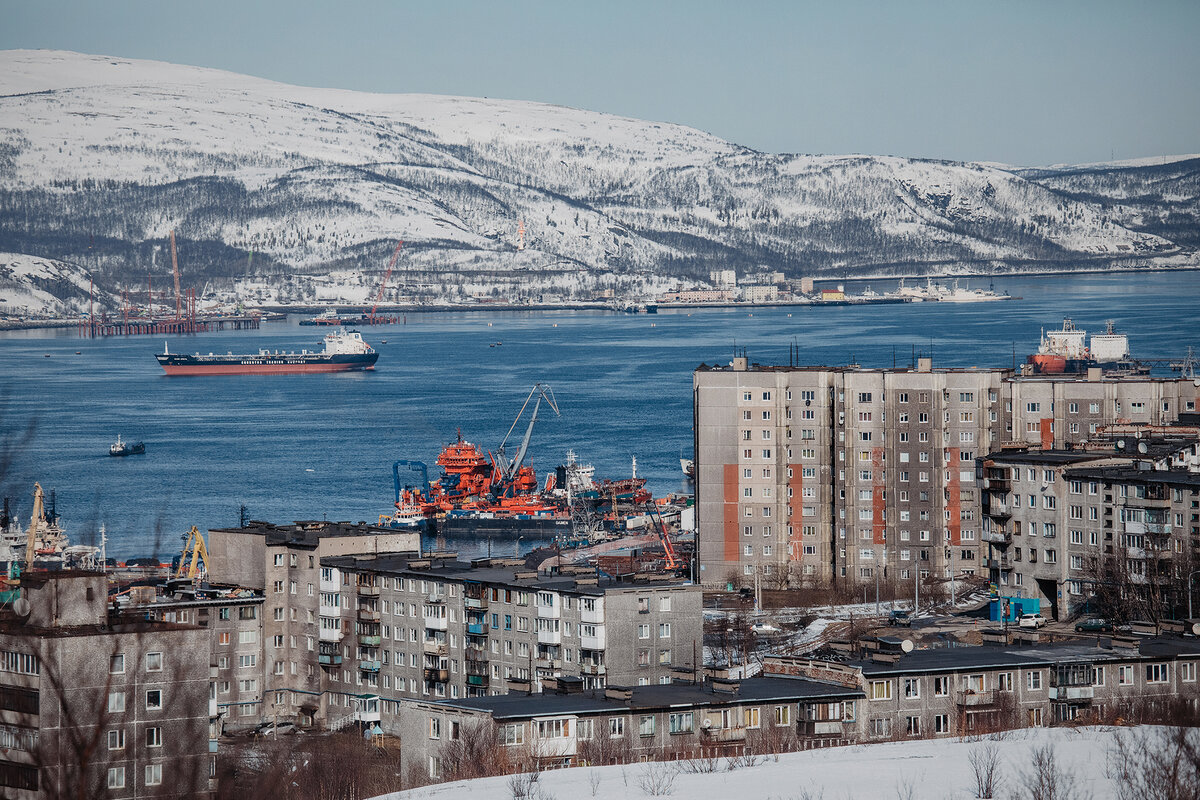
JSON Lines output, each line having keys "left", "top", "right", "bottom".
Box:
{"left": 109, "top": 435, "right": 146, "bottom": 457}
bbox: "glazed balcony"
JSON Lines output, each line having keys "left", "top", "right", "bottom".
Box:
{"left": 464, "top": 595, "right": 488, "bottom": 610}
{"left": 359, "top": 660, "right": 381, "bottom": 673}
{"left": 318, "top": 653, "right": 343, "bottom": 667}
{"left": 423, "top": 668, "right": 449, "bottom": 683}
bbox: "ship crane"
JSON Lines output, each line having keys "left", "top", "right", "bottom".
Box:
{"left": 493, "top": 384, "right": 560, "bottom": 486}
{"left": 368, "top": 239, "right": 404, "bottom": 323}
{"left": 176, "top": 526, "right": 212, "bottom": 580}
{"left": 643, "top": 501, "right": 681, "bottom": 571}
{"left": 23, "top": 483, "right": 46, "bottom": 574}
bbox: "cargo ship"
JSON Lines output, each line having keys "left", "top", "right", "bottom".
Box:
{"left": 1026, "top": 318, "right": 1148, "bottom": 375}
{"left": 156, "top": 329, "right": 377, "bottom": 375}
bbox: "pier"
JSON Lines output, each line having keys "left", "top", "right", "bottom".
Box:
{"left": 79, "top": 314, "right": 263, "bottom": 338}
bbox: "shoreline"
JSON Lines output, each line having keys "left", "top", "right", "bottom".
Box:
{"left": 4, "top": 264, "right": 1198, "bottom": 332}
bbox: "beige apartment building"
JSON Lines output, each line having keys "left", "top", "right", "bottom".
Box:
{"left": 694, "top": 356, "right": 1200, "bottom": 589}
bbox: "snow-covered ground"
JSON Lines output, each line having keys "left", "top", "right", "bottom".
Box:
{"left": 378, "top": 726, "right": 1139, "bottom": 800}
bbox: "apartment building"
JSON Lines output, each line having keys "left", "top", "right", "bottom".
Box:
{"left": 131, "top": 588, "right": 265, "bottom": 733}
{"left": 980, "top": 432, "right": 1200, "bottom": 619}
{"left": 316, "top": 554, "right": 701, "bottom": 731}
{"left": 205, "top": 520, "right": 420, "bottom": 728}
{"left": 399, "top": 673, "right": 863, "bottom": 778}
{"left": 694, "top": 356, "right": 1200, "bottom": 589}
{"left": 0, "top": 573, "right": 210, "bottom": 798}
{"left": 399, "top": 633, "right": 1200, "bottom": 779}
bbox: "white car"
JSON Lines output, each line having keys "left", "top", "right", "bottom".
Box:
{"left": 1017, "top": 613, "right": 1047, "bottom": 629}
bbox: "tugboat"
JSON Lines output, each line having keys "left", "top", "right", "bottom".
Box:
{"left": 109, "top": 435, "right": 146, "bottom": 457}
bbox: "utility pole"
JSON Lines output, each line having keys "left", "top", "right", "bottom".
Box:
{"left": 914, "top": 567, "right": 919, "bottom": 612}
{"left": 875, "top": 568, "right": 880, "bottom": 616}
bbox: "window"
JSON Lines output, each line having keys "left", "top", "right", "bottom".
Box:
{"left": 147, "top": 726, "right": 162, "bottom": 747}
{"left": 107, "top": 767, "right": 126, "bottom": 789}
{"left": 609, "top": 718, "right": 625, "bottom": 737}
{"left": 773, "top": 705, "right": 791, "bottom": 726}
{"left": 658, "top": 623, "right": 671, "bottom": 638}
{"left": 1119, "top": 665, "right": 1134, "bottom": 685}
{"left": 997, "top": 672, "right": 1013, "bottom": 692}
{"left": 501, "top": 723, "right": 524, "bottom": 746}
{"left": 934, "top": 714, "right": 950, "bottom": 734}
{"left": 746, "top": 707, "right": 761, "bottom": 728}
{"left": 107, "top": 729, "right": 125, "bottom": 750}
{"left": 905, "top": 716, "right": 921, "bottom": 736}
{"left": 146, "top": 690, "right": 163, "bottom": 710}
{"left": 145, "top": 764, "right": 163, "bottom": 786}
{"left": 428, "top": 717, "right": 441, "bottom": 739}
{"left": 639, "top": 715, "right": 656, "bottom": 736}
{"left": 870, "top": 718, "right": 892, "bottom": 738}
{"left": 870, "top": 680, "right": 892, "bottom": 701}
{"left": 1026, "top": 671, "right": 1042, "bottom": 691}
{"left": 110, "top": 654, "right": 125, "bottom": 674}
{"left": 669, "top": 712, "right": 694, "bottom": 734}
{"left": 108, "top": 691, "right": 125, "bottom": 713}
{"left": 903, "top": 678, "right": 920, "bottom": 698}
{"left": 1145, "top": 663, "right": 1169, "bottom": 683}
{"left": 638, "top": 624, "right": 650, "bottom": 639}
{"left": 146, "top": 652, "right": 163, "bottom": 672}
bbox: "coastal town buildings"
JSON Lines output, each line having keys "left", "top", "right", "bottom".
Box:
{"left": 693, "top": 357, "right": 1200, "bottom": 589}
{"left": 0, "top": 573, "right": 211, "bottom": 798}
{"left": 979, "top": 432, "right": 1200, "bottom": 619}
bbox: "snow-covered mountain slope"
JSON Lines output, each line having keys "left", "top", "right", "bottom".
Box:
{"left": 0, "top": 49, "right": 1195, "bottom": 308}
{"left": 0, "top": 252, "right": 114, "bottom": 316}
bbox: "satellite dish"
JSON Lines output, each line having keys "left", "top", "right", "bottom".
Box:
{"left": 900, "top": 639, "right": 915, "bottom": 653}
{"left": 701, "top": 718, "right": 713, "bottom": 729}
{"left": 13, "top": 597, "right": 30, "bottom": 617}
{"left": 1137, "top": 441, "right": 1148, "bottom": 454}
{"left": 1116, "top": 439, "right": 1126, "bottom": 451}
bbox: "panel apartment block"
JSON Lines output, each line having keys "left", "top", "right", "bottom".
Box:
{"left": 695, "top": 357, "right": 1200, "bottom": 589}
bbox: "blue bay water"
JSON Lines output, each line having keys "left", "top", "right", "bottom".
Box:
{"left": 1, "top": 271, "right": 1197, "bottom": 559}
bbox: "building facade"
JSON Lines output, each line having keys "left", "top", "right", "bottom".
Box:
{"left": 0, "top": 573, "right": 211, "bottom": 798}
{"left": 694, "top": 357, "right": 1200, "bottom": 589}
{"left": 315, "top": 554, "right": 702, "bottom": 731}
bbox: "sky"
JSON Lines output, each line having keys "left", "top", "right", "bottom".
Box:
{"left": 2, "top": 0, "right": 1198, "bottom": 167}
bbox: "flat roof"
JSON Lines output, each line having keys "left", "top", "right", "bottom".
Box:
{"left": 209, "top": 520, "right": 418, "bottom": 550}
{"left": 430, "top": 676, "right": 863, "bottom": 720}
{"left": 1065, "top": 465, "right": 1200, "bottom": 488}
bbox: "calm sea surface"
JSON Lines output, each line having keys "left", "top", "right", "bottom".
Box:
{"left": 1, "top": 271, "right": 1197, "bottom": 559}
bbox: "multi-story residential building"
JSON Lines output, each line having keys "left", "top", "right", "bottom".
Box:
{"left": 400, "top": 672, "right": 864, "bottom": 778}
{"left": 205, "top": 520, "right": 420, "bottom": 728}
{"left": 398, "top": 633, "right": 1200, "bottom": 780}
{"left": 316, "top": 553, "right": 702, "bottom": 731}
{"left": 131, "top": 587, "right": 266, "bottom": 734}
{"left": 979, "top": 432, "right": 1200, "bottom": 619}
{"left": 0, "top": 572, "right": 211, "bottom": 798}
{"left": 694, "top": 356, "right": 1200, "bottom": 589}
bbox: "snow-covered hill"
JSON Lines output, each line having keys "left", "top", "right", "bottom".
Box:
{"left": 1, "top": 50, "right": 1196, "bottom": 310}
{"left": 0, "top": 252, "right": 113, "bottom": 316}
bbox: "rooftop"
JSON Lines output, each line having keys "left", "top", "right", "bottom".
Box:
{"left": 209, "top": 520, "right": 418, "bottom": 551}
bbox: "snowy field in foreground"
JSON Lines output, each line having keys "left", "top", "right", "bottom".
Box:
{"left": 378, "top": 726, "right": 1135, "bottom": 800}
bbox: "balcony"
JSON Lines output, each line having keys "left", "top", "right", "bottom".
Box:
{"left": 357, "top": 608, "right": 381, "bottom": 622}
{"left": 318, "top": 603, "right": 341, "bottom": 618}
{"left": 1048, "top": 686, "right": 1094, "bottom": 701}
{"left": 537, "top": 628, "right": 562, "bottom": 645}
{"left": 580, "top": 633, "right": 606, "bottom": 650}
{"left": 319, "top": 626, "right": 343, "bottom": 643}
{"left": 537, "top": 602, "right": 561, "bottom": 620}
{"left": 423, "top": 641, "right": 447, "bottom": 656}
{"left": 985, "top": 501, "right": 1011, "bottom": 518}
{"left": 424, "top": 616, "right": 448, "bottom": 632}
{"left": 464, "top": 595, "right": 488, "bottom": 610}
{"left": 956, "top": 689, "right": 997, "bottom": 707}
{"left": 701, "top": 726, "right": 747, "bottom": 743}
{"left": 423, "top": 668, "right": 450, "bottom": 683}
{"left": 1127, "top": 546, "right": 1147, "bottom": 559}
{"left": 984, "top": 557, "right": 1012, "bottom": 571}
{"left": 1145, "top": 522, "right": 1172, "bottom": 535}
{"left": 983, "top": 530, "right": 1012, "bottom": 545}
{"left": 799, "top": 720, "right": 845, "bottom": 737}
{"left": 357, "top": 584, "right": 380, "bottom": 597}
{"left": 465, "top": 643, "right": 488, "bottom": 658}
{"left": 359, "top": 635, "right": 381, "bottom": 647}
{"left": 580, "top": 664, "right": 607, "bottom": 675}
{"left": 318, "top": 654, "right": 343, "bottom": 667}
{"left": 466, "top": 674, "right": 489, "bottom": 687}
{"left": 507, "top": 678, "right": 531, "bottom": 692}
{"left": 466, "top": 623, "right": 486, "bottom": 635}
{"left": 581, "top": 604, "right": 604, "bottom": 624}
{"left": 358, "top": 660, "right": 381, "bottom": 673}
{"left": 466, "top": 660, "right": 488, "bottom": 677}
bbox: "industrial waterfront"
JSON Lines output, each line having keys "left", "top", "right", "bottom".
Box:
{"left": 1, "top": 270, "right": 1198, "bottom": 560}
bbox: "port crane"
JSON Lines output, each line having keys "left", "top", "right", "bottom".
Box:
{"left": 169, "top": 229, "right": 183, "bottom": 320}
{"left": 368, "top": 239, "right": 404, "bottom": 323}
{"left": 493, "top": 383, "right": 560, "bottom": 488}
{"left": 175, "top": 526, "right": 212, "bottom": 580}
{"left": 643, "top": 501, "right": 681, "bottom": 571}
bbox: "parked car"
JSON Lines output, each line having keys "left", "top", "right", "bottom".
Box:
{"left": 1075, "top": 618, "right": 1113, "bottom": 633}
{"left": 888, "top": 610, "right": 913, "bottom": 627}
{"left": 252, "top": 721, "right": 299, "bottom": 737}
{"left": 1018, "top": 613, "right": 1047, "bottom": 629}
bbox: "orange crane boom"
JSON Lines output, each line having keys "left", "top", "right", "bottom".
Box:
{"left": 644, "top": 502, "right": 680, "bottom": 570}
{"left": 369, "top": 239, "right": 404, "bottom": 322}
{"left": 169, "top": 229, "right": 183, "bottom": 320}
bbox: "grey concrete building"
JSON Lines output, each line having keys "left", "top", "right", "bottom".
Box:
{"left": 205, "top": 520, "right": 419, "bottom": 728}
{"left": 980, "top": 432, "right": 1200, "bottom": 618}
{"left": 0, "top": 573, "right": 211, "bottom": 798}
{"left": 316, "top": 554, "right": 702, "bottom": 732}
{"left": 694, "top": 356, "right": 1200, "bottom": 589}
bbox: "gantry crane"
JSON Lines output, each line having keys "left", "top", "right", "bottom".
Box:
{"left": 368, "top": 239, "right": 404, "bottom": 322}
{"left": 176, "top": 526, "right": 212, "bottom": 580}
{"left": 643, "top": 501, "right": 681, "bottom": 571}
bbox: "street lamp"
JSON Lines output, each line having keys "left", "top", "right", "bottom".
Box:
{"left": 1188, "top": 570, "right": 1200, "bottom": 620}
